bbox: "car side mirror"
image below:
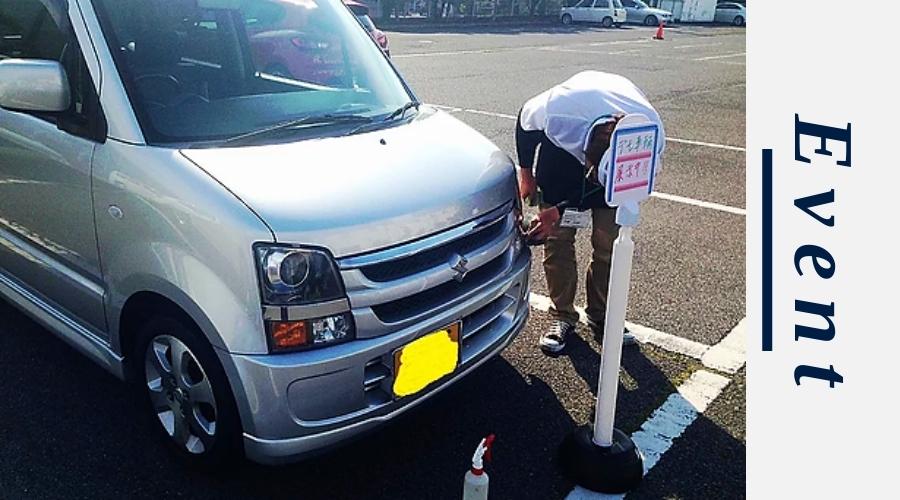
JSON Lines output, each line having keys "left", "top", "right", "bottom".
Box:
{"left": 0, "top": 59, "right": 71, "bottom": 113}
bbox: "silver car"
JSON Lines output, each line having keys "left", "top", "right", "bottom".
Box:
{"left": 714, "top": 2, "right": 746, "bottom": 26}
{"left": 621, "top": 0, "right": 672, "bottom": 26}
{"left": 0, "top": 0, "right": 530, "bottom": 465}
{"left": 561, "top": 0, "right": 628, "bottom": 27}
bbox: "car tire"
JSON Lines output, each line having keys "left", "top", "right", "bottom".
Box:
{"left": 134, "top": 314, "right": 243, "bottom": 469}
{"left": 644, "top": 15, "right": 658, "bottom": 26}
{"left": 562, "top": 13, "right": 573, "bottom": 25}
{"left": 601, "top": 16, "right": 614, "bottom": 28}
{"left": 733, "top": 15, "right": 744, "bottom": 26}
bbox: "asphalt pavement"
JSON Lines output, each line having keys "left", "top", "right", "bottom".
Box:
{"left": 0, "top": 23, "right": 746, "bottom": 500}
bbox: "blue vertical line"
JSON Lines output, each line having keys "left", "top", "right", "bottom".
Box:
{"left": 762, "top": 149, "right": 773, "bottom": 351}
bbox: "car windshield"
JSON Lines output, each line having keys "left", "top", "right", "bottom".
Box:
{"left": 634, "top": 0, "right": 648, "bottom": 7}
{"left": 91, "top": 0, "right": 412, "bottom": 145}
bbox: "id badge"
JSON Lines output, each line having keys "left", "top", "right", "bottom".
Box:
{"left": 559, "top": 208, "right": 592, "bottom": 229}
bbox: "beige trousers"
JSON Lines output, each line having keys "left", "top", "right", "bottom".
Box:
{"left": 542, "top": 206, "right": 619, "bottom": 326}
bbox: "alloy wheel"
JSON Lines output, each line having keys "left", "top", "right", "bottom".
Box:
{"left": 144, "top": 335, "right": 218, "bottom": 455}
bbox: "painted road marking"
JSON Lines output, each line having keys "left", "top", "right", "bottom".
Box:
{"left": 694, "top": 51, "right": 746, "bottom": 61}
{"left": 700, "top": 317, "right": 746, "bottom": 374}
{"left": 666, "top": 137, "right": 745, "bottom": 152}
{"left": 430, "top": 104, "right": 747, "bottom": 216}
{"left": 530, "top": 292, "right": 749, "bottom": 376}
{"left": 588, "top": 39, "right": 652, "bottom": 47}
{"left": 672, "top": 42, "right": 723, "bottom": 49}
{"left": 650, "top": 192, "right": 746, "bottom": 216}
{"left": 431, "top": 104, "right": 746, "bottom": 152}
{"left": 565, "top": 370, "right": 732, "bottom": 500}
{"left": 528, "top": 293, "right": 710, "bottom": 360}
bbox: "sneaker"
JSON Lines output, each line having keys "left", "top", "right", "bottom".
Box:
{"left": 539, "top": 320, "right": 575, "bottom": 354}
{"left": 585, "top": 317, "right": 637, "bottom": 346}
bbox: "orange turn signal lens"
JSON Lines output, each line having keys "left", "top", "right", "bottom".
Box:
{"left": 269, "top": 321, "right": 308, "bottom": 351}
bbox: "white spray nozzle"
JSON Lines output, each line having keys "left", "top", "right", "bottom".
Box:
{"left": 471, "top": 434, "right": 495, "bottom": 474}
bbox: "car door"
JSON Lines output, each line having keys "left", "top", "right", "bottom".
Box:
{"left": 569, "top": 0, "right": 590, "bottom": 22}
{"left": 622, "top": 0, "right": 638, "bottom": 22}
{"left": 591, "top": 0, "right": 612, "bottom": 23}
{"left": 715, "top": 4, "right": 734, "bottom": 23}
{"left": 0, "top": 0, "right": 108, "bottom": 336}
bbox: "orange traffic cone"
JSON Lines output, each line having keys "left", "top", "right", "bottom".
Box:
{"left": 653, "top": 21, "right": 665, "bottom": 40}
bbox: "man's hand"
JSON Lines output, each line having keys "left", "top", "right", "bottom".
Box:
{"left": 526, "top": 206, "right": 561, "bottom": 243}
{"left": 517, "top": 167, "right": 537, "bottom": 204}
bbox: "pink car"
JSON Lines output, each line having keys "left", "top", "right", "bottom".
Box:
{"left": 245, "top": 0, "right": 349, "bottom": 86}
{"left": 345, "top": 1, "right": 390, "bottom": 56}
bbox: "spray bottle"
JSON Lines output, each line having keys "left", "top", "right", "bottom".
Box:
{"left": 462, "top": 434, "right": 495, "bottom": 500}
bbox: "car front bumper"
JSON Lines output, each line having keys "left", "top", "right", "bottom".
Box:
{"left": 228, "top": 250, "right": 530, "bottom": 465}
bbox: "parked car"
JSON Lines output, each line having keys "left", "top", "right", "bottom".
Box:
{"left": 345, "top": 1, "right": 390, "bottom": 56}
{"left": 714, "top": 2, "right": 745, "bottom": 26}
{"left": 561, "top": 0, "right": 627, "bottom": 27}
{"left": 621, "top": 0, "right": 672, "bottom": 26}
{"left": 243, "top": 0, "right": 348, "bottom": 86}
{"left": 0, "top": 0, "right": 530, "bottom": 466}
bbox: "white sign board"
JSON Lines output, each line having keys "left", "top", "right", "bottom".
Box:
{"left": 604, "top": 117, "right": 660, "bottom": 207}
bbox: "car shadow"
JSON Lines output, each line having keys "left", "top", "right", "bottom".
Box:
{"left": 0, "top": 300, "right": 574, "bottom": 499}
{"left": 0, "top": 298, "right": 741, "bottom": 499}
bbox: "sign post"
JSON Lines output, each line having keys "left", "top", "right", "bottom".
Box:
{"left": 559, "top": 114, "right": 660, "bottom": 493}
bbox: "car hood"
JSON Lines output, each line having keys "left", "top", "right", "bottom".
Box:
{"left": 181, "top": 109, "right": 516, "bottom": 258}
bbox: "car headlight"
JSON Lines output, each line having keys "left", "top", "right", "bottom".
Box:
{"left": 256, "top": 245, "right": 345, "bottom": 305}
{"left": 255, "top": 244, "right": 354, "bottom": 352}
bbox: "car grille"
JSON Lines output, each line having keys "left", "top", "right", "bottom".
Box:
{"left": 360, "top": 212, "right": 508, "bottom": 283}
{"left": 370, "top": 253, "right": 508, "bottom": 323}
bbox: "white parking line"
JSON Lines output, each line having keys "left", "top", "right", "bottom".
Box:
{"left": 529, "top": 291, "right": 749, "bottom": 376}
{"left": 566, "top": 370, "right": 732, "bottom": 500}
{"left": 694, "top": 51, "right": 745, "bottom": 61}
{"left": 672, "top": 42, "right": 723, "bottom": 49}
{"left": 700, "top": 318, "right": 746, "bottom": 374}
{"left": 588, "top": 39, "right": 652, "bottom": 47}
{"left": 430, "top": 104, "right": 745, "bottom": 152}
{"left": 430, "top": 104, "right": 747, "bottom": 216}
{"left": 608, "top": 48, "right": 645, "bottom": 55}
{"left": 650, "top": 192, "right": 746, "bottom": 216}
{"left": 666, "top": 137, "right": 745, "bottom": 152}
{"left": 528, "top": 293, "right": 710, "bottom": 360}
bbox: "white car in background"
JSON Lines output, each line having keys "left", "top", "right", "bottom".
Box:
{"left": 715, "top": 2, "right": 746, "bottom": 26}
{"left": 622, "top": 0, "right": 672, "bottom": 26}
{"left": 561, "top": 0, "right": 627, "bottom": 28}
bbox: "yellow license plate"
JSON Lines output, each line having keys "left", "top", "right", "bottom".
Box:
{"left": 392, "top": 323, "right": 461, "bottom": 398}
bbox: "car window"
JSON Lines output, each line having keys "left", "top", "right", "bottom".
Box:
{"left": 0, "top": 0, "right": 98, "bottom": 126}
{"left": 718, "top": 4, "right": 736, "bottom": 9}
{"left": 357, "top": 13, "right": 376, "bottom": 32}
{"left": 0, "top": 0, "right": 65, "bottom": 60}
{"left": 621, "top": 0, "right": 635, "bottom": 7}
{"left": 92, "top": 0, "right": 412, "bottom": 145}
{"left": 593, "top": 0, "right": 610, "bottom": 9}
{"left": 613, "top": 0, "right": 623, "bottom": 8}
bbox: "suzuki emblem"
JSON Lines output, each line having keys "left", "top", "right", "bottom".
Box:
{"left": 449, "top": 253, "right": 469, "bottom": 283}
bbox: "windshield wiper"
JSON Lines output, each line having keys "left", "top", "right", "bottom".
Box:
{"left": 223, "top": 114, "right": 375, "bottom": 146}
{"left": 382, "top": 101, "right": 421, "bottom": 122}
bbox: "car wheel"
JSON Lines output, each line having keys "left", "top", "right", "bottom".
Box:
{"left": 733, "top": 15, "right": 744, "bottom": 26}
{"left": 644, "top": 15, "right": 658, "bottom": 26}
{"left": 136, "top": 315, "right": 242, "bottom": 467}
{"left": 562, "top": 13, "right": 573, "bottom": 25}
{"left": 601, "top": 16, "right": 614, "bottom": 28}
